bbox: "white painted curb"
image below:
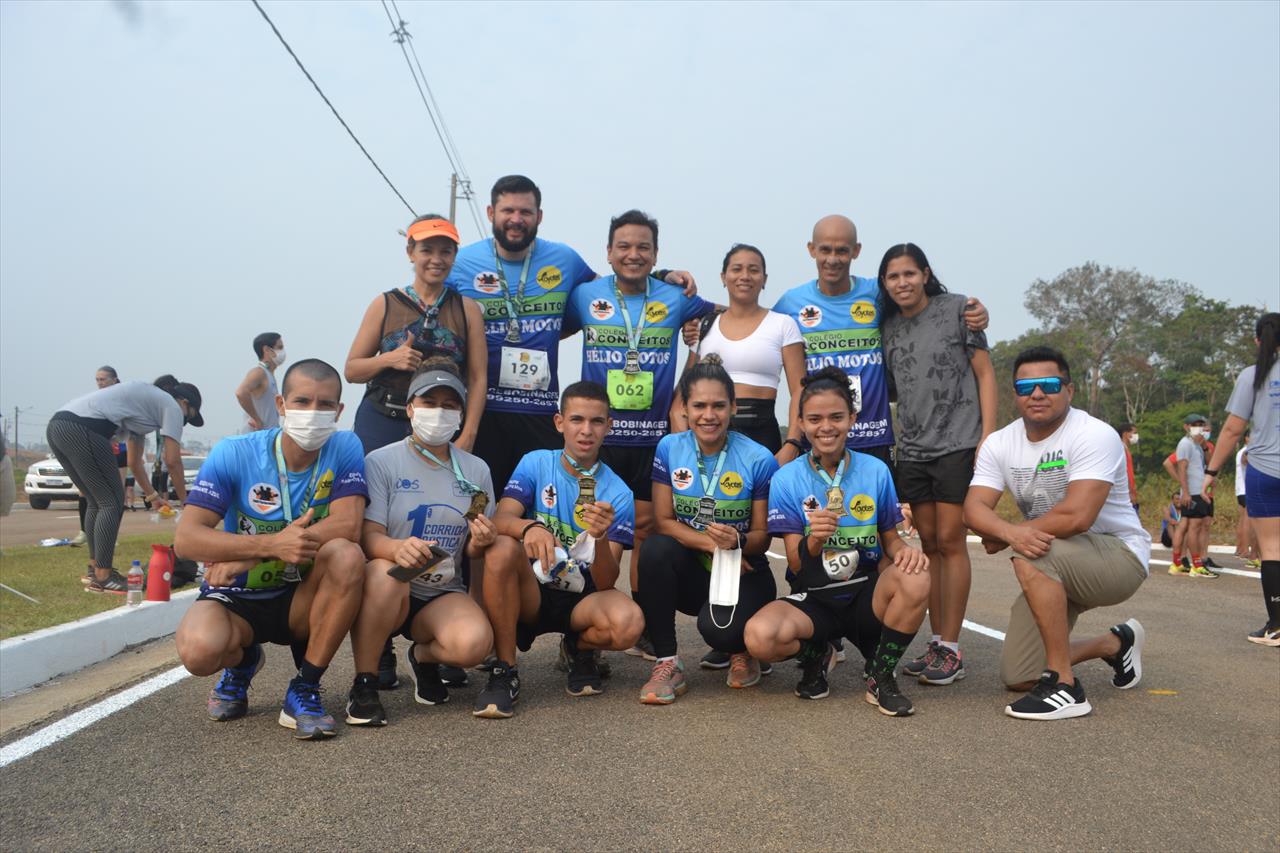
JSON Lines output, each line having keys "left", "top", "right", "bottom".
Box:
{"left": 0, "top": 589, "right": 198, "bottom": 697}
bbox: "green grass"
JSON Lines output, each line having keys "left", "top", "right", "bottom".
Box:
{"left": 0, "top": 532, "right": 175, "bottom": 639}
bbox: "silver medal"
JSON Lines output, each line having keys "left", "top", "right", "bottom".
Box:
{"left": 282, "top": 563, "right": 302, "bottom": 583}
{"left": 694, "top": 495, "right": 717, "bottom": 528}
{"left": 505, "top": 317, "right": 521, "bottom": 342}
{"left": 624, "top": 349, "right": 641, "bottom": 375}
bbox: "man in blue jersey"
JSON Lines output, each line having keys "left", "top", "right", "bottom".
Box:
{"left": 174, "top": 359, "right": 368, "bottom": 740}
{"left": 770, "top": 215, "right": 988, "bottom": 466}
{"left": 474, "top": 380, "right": 643, "bottom": 718}
{"left": 565, "top": 210, "right": 715, "bottom": 565}
{"left": 447, "top": 175, "right": 697, "bottom": 494}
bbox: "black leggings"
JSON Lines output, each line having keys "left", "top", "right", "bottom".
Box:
{"left": 47, "top": 416, "right": 124, "bottom": 569}
{"left": 637, "top": 533, "right": 777, "bottom": 658}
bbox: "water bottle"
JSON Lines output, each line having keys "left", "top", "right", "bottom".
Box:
{"left": 127, "top": 560, "right": 144, "bottom": 606}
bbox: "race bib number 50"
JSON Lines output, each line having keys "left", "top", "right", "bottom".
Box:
{"left": 821, "top": 549, "right": 858, "bottom": 581}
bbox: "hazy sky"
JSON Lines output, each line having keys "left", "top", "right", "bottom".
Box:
{"left": 2, "top": 0, "right": 1277, "bottom": 446}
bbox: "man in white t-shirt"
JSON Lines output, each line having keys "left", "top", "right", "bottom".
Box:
{"left": 964, "top": 346, "right": 1149, "bottom": 721}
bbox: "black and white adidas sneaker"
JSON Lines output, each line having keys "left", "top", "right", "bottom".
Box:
{"left": 1005, "top": 670, "right": 1092, "bottom": 720}
{"left": 1103, "top": 618, "right": 1145, "bottom": 689}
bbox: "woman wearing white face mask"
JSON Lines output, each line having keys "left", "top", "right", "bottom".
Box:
{"left": 345, "top": 359, "right": 498, "bottom": 724}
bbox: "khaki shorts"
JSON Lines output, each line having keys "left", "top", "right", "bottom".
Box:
{"left": 1000, "top": 533, "right": 1147, "bottom": 687}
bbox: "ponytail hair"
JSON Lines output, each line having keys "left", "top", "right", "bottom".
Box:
{"left": 798, "top": 366, "right": 856, "bottom": 415}
{"left": 1254, "top": 312, "right": 1280, "bottom": 392}
{"left": 679, "top": 352, "right": 735, "bottom": 405}
{"left": 153, "top": 374, "right": 179, "bottom": 394}
{"left": 877, "top": 243, "right": 947, "bottom": 318}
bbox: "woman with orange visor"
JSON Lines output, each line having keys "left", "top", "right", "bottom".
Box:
{"left": 345, "top": 215, "right": 488, "bottom": 455}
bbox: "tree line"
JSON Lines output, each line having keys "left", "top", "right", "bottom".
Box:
{"left": 989, "top": 262, "right": 1265, "bottom": 477}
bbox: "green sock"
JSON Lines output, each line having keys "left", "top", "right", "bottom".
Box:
{"left": 873, "top": 627, "right": 916, "bottom": 674}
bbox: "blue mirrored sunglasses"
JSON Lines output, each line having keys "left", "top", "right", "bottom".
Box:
{"left": 1014, "top": 377, "right": 1064, "bottom": 397}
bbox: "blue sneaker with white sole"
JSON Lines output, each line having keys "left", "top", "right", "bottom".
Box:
{"left": 279, "top": 677, "right": 336, "bottom": 739}
{"left": 207, "top": 644, "right": 264, "bottom": 722}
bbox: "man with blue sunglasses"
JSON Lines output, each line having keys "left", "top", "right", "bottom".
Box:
{"left": 963, "top": 346, "right": 1149, "bottom": 721}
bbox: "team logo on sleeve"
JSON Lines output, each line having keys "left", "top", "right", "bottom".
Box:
{"left": 473, "top": 272, "right": 501, "bottom": 295}
{"left": 848, "top": 493, "right": 876, "bottom": 521}
{"left": 797, "top": 305, "right": 823, "bottom": 328}
{"left": 671, "top": 467, "right": 694, "bottom": 490}
{"left": 536, "top": 266, "right": 563, "bottom": 290}
{"left": 248, "top": 483, "right": 281, "bottom": 513}
{"left": 540, "top": 484, "right": 558, "bottom": 509}
{"left": 850, "top": 301, "right": 877, "bottom": 324}
{"left": 644, "top": 302, "right": 668, "bottom": 324}
{"left": 589, "top": 299, "right": 615, "bottom": 321}
{"left": 718, "top": 471, "right": 743, "bottom": 497}
{"left": 801, "top": 495, "right": 821, "bottom": 519}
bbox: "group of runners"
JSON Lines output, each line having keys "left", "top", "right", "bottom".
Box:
{"left": 146, "top": 174, "right": 1277, "bottom": 739}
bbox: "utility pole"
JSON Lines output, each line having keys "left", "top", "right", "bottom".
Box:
{"left": 448, "top": 173, "right": 458, "bottom": 224}
{"left": 13, "top": 406, "right": 18, "bottom": 452}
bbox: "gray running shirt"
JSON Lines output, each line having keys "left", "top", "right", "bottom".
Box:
{"left": 364, "top": 439, "right": 495, "bottom": 601}
{"left": 60, "top": 381, "right": 185, "bottom": 441}
{"left": 1175, "top": 435, "right": 1206, "bottom": 496}
{"left": 1226, "top": 362, "right": 1280, "bottom": 478}
{"left": 241, "top": 364, "right": 280, "bottom": 433}
{"left": 882, "top": 292, "right": 989, "bottom": 461}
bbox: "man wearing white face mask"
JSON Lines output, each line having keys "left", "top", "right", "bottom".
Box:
{"left": 1175, "top": 414, "right": 1218, "bottom": 578}
{"left": 175, "top": 359, "right": 369, "bottom": 740}
{"left": 236, "top": 332, "right": 285, "bottom": 432}
{"left": 345, "top": 360, "right": 498, "bottom": 726}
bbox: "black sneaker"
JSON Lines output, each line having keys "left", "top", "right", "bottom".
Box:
{"left": 595, "top": 651, "right": 612, "bottom": 679}
{"left": 474, "top": 654, "right": 499, "bottom": 673}
{"left": 564, "top": 637, "right": 604, "bottom": 697}
{"left": 625, "top": 632, "right": 657, "bottom": 661}
{"left": 438, "top": 664, "right": 469, "bottom": 688}
{"left": 865, "top": 669, "right": 914, "bottom": 717}
{"left": 345, "top": 675, "right": 387, "bottom": 726}
{"left": 86, "top": 570, "right": 128, "bottom": 595}
{"left": 1202, "top": 556, "right": 1223, "bottom": 569}
{"left": 404, "top": 645, "right": 448, "bottom": 706}
{"left": 377, "top": 639, "right": 399, "bottom": 690}
{"left": 795, "top": 641, "right": 836, "bottom": 700}
{"left": 700, "top": 649, "right": 732, "bottom": 670}
{"left": 1102, "top": 618, "right": 1144, "bottom": 689}
{"left": 473, "top": 662, "right": 520, "bottom": 719}
{"left": 1005, "top": 670, "right": 1092, "bottom": 720}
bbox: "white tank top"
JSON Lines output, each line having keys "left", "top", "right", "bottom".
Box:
{"left": 242, "top": 363, "right": 280, "bottom": 433}
{"left": 696, "top": 310, "right": 804, "bottom": 388}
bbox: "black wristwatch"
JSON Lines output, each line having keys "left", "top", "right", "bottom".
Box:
{"left": 737, "top": 529, "right": 748, "bottom": 551}
{"left": 1205, "top": 467, "right": 1219, "bottom": 476}
{"left": 653, "top": 268, "right": 673, "bottom": 282}
{"left": 784, "top": 438, "right": 804, "bottom": 453}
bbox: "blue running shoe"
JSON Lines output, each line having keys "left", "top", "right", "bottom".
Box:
{"left": 207, "top": 644, "right": 264, "bottom": 722}
{"left": 279, "top": 677, "right": 336, "bottom": 739}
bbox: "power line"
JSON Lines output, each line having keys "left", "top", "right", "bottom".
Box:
{"left": 379, "top": 0, "right": 485, "bottom": 236}
{"left": 250, "top": 0, "right": 417, "bottom": 217}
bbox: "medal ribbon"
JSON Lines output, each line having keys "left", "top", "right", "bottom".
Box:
{"left": 614, "top": 277, "right": 651, "bottom": 354}
{"left": 693, "top": 433, "right": 729, "bottom": 499}
{"left": 491, "top": 239, "right": 535, "bottom": 339}
{"left": 561, "top": 452, "right": 600, "bottom": 479}
{"left": 808, "top": 450, "right": 848, "bottom": 492}
{"left": 274, "top": 431, "right": 323, "bottom": 522}
{"left": 408, "top": 437, "right": 480, "bottom": 495}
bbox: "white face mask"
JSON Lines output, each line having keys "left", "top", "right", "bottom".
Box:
{"left": 411, "top": 406, "right": 462, "bottom": 445}
{"left": 707, "top": 544, "right": 743, "bottom": 628}
{"left": 272, "top": 347, "right": 286, "bottom": 366}
{"left": 1128, "top": 433, "right": 1140, "bottom": 445}
{"left": 1190, "top": 426, "right": 1205, "bottom": 438}
{"left": 1202, "top": 430, "right": 1211, "bottom": 440}
{"left": 282, "top": 409, "right": 338, "bottom": 451}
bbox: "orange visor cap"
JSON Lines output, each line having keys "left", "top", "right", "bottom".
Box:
{"left": 407, "top": 218, "right": 460, "bottom": 244}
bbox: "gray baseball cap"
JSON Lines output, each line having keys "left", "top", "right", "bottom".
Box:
{"left": 407, "top": 368, "right": 466, "bottom": 407}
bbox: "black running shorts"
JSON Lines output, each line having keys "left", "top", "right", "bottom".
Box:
{"left": 198, "top": 585, "right": 298, "bottom": 647}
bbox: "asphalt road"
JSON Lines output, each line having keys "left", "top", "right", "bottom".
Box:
{"left": 0, "top": 502, "right": 173, "bottom": 550}
{"left": 1, "top": 545, "right": 1277, "bottom": 852}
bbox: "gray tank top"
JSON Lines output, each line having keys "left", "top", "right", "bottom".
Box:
{"left": 242, "top": 364, "right": 280, "bottom": 432}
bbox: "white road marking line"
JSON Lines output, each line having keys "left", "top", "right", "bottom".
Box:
{"left": 766, "top": 551, "right": 785, "bottom": 560}
{"left": 0, "top": 665, "right": 190, "bottom": 768}
{"left": 962, "top": 619, "right": 1006, "bottom": 641}
{"left": 1151, "top": 559, "right": 1172, "bottom": 566}
{"left": 56, "top": 515, "right": 78, "bottom": 520}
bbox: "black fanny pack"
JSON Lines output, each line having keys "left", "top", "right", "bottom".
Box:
{"left": 363, "top": 385, "right": 408, "bottom": 420}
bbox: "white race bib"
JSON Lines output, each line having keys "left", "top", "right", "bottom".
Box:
{"left": 531, "top": 533, "right": 594, "bottom": 594}
{"left": 821, "top": 549, "right": 858, "bottom": 581}
{"left": 499, "top": 346, "right": 551, "bottom": 391}
{"left": 413, "top": 558, "right": 456, "bottom": 590}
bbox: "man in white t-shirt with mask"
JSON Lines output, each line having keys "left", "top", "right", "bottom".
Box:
{"left": 964, "top": 346, "right": 1149, "bottom": 721}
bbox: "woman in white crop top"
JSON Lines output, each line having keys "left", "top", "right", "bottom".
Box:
{"left": 680, "top": 244, "right": 806, "bottom": 462}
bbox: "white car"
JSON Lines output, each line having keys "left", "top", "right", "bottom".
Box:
{"left": 23, "top": 457, "right": 81, "bottom": 509}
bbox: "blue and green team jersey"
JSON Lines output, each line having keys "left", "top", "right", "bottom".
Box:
{"left": 653, "top": 430, "right": 778, "bottom": 569}
{"left": 767, "top": 451, "right": 902, "bottom": 589}
{"left": 565, "top": 275, "right": 713, "bottom": 446}
{"left": 772, "top": 277, "right": 893, "bottom": 449}
{"left": 503, "top": 449, "right": 636, "bottom": 558}
{"left": 447, "top": 238, "right": 596, "bottom": 414}
{"left": 188, "top": 429, "right": 368, "bottom": 599}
